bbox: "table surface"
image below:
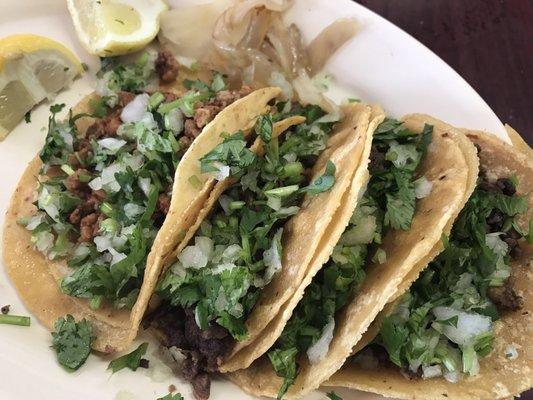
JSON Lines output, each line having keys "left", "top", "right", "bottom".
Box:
{"left": 359, "top": 2, "right": 532, "bottom": 399}
{"left": 359, "top": 0, "right": 533, "bottom": 146}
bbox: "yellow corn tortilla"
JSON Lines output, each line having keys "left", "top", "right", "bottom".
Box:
{"left": 324, "top": 128, "right": 532, "bottom": 399}
{"left": 221, "top": 105, "right": 384, "bottom": 373}
{"left": 2, "top": 86, "right": 281, "bottom": 353}
{"left": 228, "top": 114, "right": 479, "bottom": 399}
{"left": 148, "top": 103, "right": 373, "bottom": 369}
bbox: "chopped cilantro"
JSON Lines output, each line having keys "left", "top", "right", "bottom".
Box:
{"left": 376, "top": 177, "right": 530, "bottom": 378}
{"left": 51, "top": 315, "right": 94, "bottom": 371}
{"left": 157, "top": 104, "right": 336, "bottom": 346}
{"left": 108, "top": 342, "right": 148, "bottom": 373}
{"left": 267, "top": 118, "right": 430, "bottom": 396}
{"left": 304, "top": 160, "right": 336, "bottom": 195}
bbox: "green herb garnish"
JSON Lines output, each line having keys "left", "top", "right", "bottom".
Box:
{"left": 51, "top": 315, "right": 94, "bottom": 371}
{"left": 108, "top": 342, "right": 148, "bottom": 373}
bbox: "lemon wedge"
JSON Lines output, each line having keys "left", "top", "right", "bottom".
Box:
{"left": 0, "top": 34, "right": 83, "bottom": 140}
{"left": 66, "top": 0, "right": 168, "bottom": 57}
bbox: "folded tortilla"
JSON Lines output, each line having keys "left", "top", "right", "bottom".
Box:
{"left": 2, "top": 86, "right": 281, "bottom": 353}
{"left": 324, "top": 121, "right": 532, "bottom": 399}
{"left": 228, "top": 114, "right": 479, "bottom": 398}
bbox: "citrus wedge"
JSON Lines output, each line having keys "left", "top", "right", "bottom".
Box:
{"left": 66, "top": 0, "right": 168, "bottom": 57}
{"left": 0, "top": 34, "right": 83, "bottom": 140}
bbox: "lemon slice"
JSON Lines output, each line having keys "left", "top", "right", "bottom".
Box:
{"left": 0, "top": 34, "right": 83, "bottom": 140}
{"left": 66, "top": 0, "right": 168, "bottom": 57}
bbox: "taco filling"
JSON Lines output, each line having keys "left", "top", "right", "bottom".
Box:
{"left": 355, "top": 172, "right": 531, "bottom": 382}
{"left": 17, "top": 51, "right": 253, "bottom": 310}
{"left": 266, "top": 118, "right": 433, "bottom": 398}
{"left": 147, "top": 103, "right": 338, "bottom": 399}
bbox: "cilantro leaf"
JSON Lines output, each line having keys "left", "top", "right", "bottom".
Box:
{"left": 51, "top": 315, "right": 94, "bottom": 371}
{"left": 107, "top": 342, "right": 148, "bottom": 373}
{"left": 304, "top": 160, "right": 336, "bottom": 195}
{"left": 255, "top": 114, "right": 273, "bottom": 143}
{"left": 268, "top": 347, "right": 299, "bottom": 399}
{"left": 379, "top": 317, "right": 409, "bottom": 367}
{"left": 200, "top": 132, "right": 256, "bottom": 178}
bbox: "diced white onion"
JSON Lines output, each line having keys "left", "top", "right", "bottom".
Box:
{"left": 93, "top": 235, "right": 113, "bottom": 252}
{"left": 109, "top": 247, "right": 127, "bottom": 265}
{"left": 33, "top": 231, "right": 55, "bottom": 253}
{"left": 307, "top": 316, "right": 335, "bottom": 364}
{"left": 415, "top": 176, "right": 433, "bottom": 199}
{"left": 422, "top": 365, "right": 442, "bottom": 379}
{"left": 165, "top": 108, "right": 184, "bottom": 134}
{"left": 121, "top": 93, "right": 150, "bottom": 123}
{"left": 263, "top": 237, "right": 282, "bottom": 282}
{"left": 88, "top": 177, "right": 103, "bottom": 191}
{"left": 222, "top": 244, "right": 242, "bottom": 263}
{"left": 138, "top": 177, "right": 152, "bottom": 197}
{"left": 213, "top": 161, "right": 230, "bottom": 181}
{"left": 214, "top": 288, "right": 228, "bottom": 311}
{"left": 211, "top": 262, "right": 237, "bottom": 275}
{"left": 443, "top": 370, "right": 460, "bottom": 383}
{"left": 26, "top": 213, "right": 46, "bottom": 230}
{"left": 432, "top": 306, "right": 492, "bottom": 346}
{"left": 195, "top": 236, "right": 214, "bottom": 261}
{"left": 100, "top": 162, "right": 125, "bottom": 193}
{"left": 98, "top": 138, "right": 127, "bottom": 153}
{"left": 124, "top": 203, "right": 145, "bottom": 219}
{"left": 178, "top": 245, "right": 208, "bottom": 269}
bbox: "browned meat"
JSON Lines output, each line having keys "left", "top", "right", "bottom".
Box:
{"left": 157, "top": 193, "right": 171, "bottom": 215}
{"left": 155, "top": 50, "right": 179, "bottom": 83}
{"left": 179, "top": 136, "right": 192, "bottom": 151}
{"left": 488, "top": 278, "right": 523, "bottom": 312}
{"left": 103, "top": 111, "right": 122, "bottom": 136}
{"left": 192, "top": 373, "right": 210, "bottom": 400}
{"left": 69, "top": 207, "right": 82, "bottom": 225}
{"left": 84, "top": 189, "right": 106, "bottom": 213}
{"left": 79, "top": 213, "right": 100, "bottom": 242}
{"left": 213, "top": 85, "right": 252, "bottom": 108}
{"left": 146, "top": 304, "right": 233, "bottom": 400}
{"left": 369, "top": 144, "right": 389, "bottom": 174}
{"left": 194, "top": 105, "right": 220, "bottom": 129}
{"left": 184, "top": 119, "right": 201, "bottom": 138}
{"left": 164, "top": 92, "right": 177, "bottom": 102}
{"left": 64, "top": 169, "right": 90, "bottom": 197}
{"left": 86, "top": 120, "right": 106, "bottom": 140}
{"left": 117, "top": 91, "right": 136, "bottom": 107}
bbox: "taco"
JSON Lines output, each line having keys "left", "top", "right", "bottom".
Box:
{"left": 2, "top": 50, "right": 280, "bottom": 354}
{"left": 144, "top": 100, "right": 374, "bottom": 399}
{"left": 325, "top": 119, "right": 532, "bottom": 399}
{"left": 228, "top": 114, "right": 480, "bottom": 399}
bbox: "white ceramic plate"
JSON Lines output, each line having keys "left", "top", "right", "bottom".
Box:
{"left": 0, "top": 1, "right": 508, "bottom": 400}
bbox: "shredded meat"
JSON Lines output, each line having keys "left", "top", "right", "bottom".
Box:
{"left": 488, "top": 278, "right": 523, "bottom": 311}
{"left": 146, "top": 304, "right": 233, "bottom": 400}
{"left": 155, "top": 50, "right": 179, "bottom": 83}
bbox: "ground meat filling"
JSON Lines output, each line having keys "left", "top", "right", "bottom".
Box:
{"left": 62, "top": 92, "right": 185, "bottom": 241}
{"left": 183, "top": 85, "right": 253, "bottom": 139}
{"left": 155, "top": 50, "right": 180, "bottom": 83}
{"left": 146, "top": 304, "right": 233, "bottom": 400}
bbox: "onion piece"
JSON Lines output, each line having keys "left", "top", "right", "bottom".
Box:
{"left": 121, "top": 94, "right": 149, "bottom": 123}
{"left": 307, "top": 19, "right": 358, "bottom": 74}
{"left": 307, "top": 316, "right": 335, "bottom": 364}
